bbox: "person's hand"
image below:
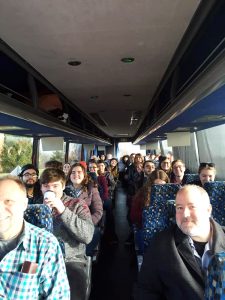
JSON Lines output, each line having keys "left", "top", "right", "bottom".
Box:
{"left": 44, "top": 191, "right": 65, "bottom": 215}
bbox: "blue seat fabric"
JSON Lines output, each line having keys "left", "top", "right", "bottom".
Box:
{"left": 143, "top": 184, "right": 180, "bottom": 249}
{"left": 204, "top": 181, "right": 225, "bottom": 226}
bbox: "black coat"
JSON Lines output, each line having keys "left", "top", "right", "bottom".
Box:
{"left": 135, "top": 219, "right": 225, "bottom": 300}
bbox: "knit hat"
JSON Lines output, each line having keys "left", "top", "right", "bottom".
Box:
{"left": 19, "top": 164, "right": 39, "bottom": 176}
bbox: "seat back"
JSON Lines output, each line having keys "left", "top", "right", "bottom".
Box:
{"left": 205, "top": 252, "right": 225, "bottom": 300}
{"left": 24, "top": 204, "right": 53, "bottom": 232}
{"left": 204, "top": 181, "right": 225, "bottom": 226}
{"left": 24, "top": 204, "right": 65, "bottom": 256}
{"left": 143, "top": 184, "right": 180, "bottom": 249}
{"left": 183, "top": 173, "right": 199, "bottom": 184}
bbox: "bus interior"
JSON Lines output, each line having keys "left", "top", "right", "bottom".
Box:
{"left": 1, "top": 1, "right": 225, "bottom": 299}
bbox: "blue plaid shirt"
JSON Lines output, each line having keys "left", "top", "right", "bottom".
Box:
{"left": 0, "top": 221, "right": 70, "bottom": 299}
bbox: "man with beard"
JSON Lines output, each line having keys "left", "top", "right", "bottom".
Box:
{"left": 135, "top": 185, "right": 225, "bottom": 300}
{"left": 19, "top": 164, "right": 43, "bottom": 204}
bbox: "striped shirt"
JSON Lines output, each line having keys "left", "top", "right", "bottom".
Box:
{"left": 0, "top": 221, "right": 70, "bottom": 299}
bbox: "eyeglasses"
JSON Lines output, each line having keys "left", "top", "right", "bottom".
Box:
{"left": 199, "top": 162, "right": 215, "bottom": 168}
{"left": 23, "top": 173, "right": 38, "bottom": 178}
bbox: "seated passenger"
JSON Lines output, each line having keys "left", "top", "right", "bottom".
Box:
{"left": 130, "top": 170, "right": 169, "bottom": 229}
{"left": 45, "top": 159, "right": 63, "bottom": 170}
{"left": 40, "top": 168, "right": 94, "bottom": 299}
{"left": 143, "top": 160, "right": 156, "bottom": 184}
{"left": 191, "top": 162, "right": 216, "bottom": 187}
{"left": 135, "top": 185, "right": 225, "bottom": 300}
{"left": 0, "top": 176, "right": 70, "bottom": 299}
{"left": 63, "top": 162, "right": 71, "bottom": 176}
{"left": 170, "top": 159, "right": 186, "bottom": 185}
{"left": 19, "top": 164, "right": 43, "bottom": 204}
{"left": 158, "top": 155, "right": 172, "bottom": 176}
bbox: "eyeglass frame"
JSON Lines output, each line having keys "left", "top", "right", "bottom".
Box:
{"left": 22, "top": 173, "right": 38, "bottom": 178}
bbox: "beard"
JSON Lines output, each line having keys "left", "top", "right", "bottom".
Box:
{"left": 24, "top": 182, "right": 35, "bottom": 188}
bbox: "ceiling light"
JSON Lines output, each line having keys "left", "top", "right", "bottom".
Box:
{"left": 90, "top": 96, "right": 98, "bottom": 100}
{"left": 121, "top": 57, "right": 135, "bottom": 63}
{"left": 68, "top": 60, "right": 81, "bottom": 66}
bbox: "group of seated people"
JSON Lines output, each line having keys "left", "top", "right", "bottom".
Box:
{"left": 0, "top": 156, "right": 120, "bottom": 299}
{"left": 0, "top": 153, "right": 223, "bottom": 299}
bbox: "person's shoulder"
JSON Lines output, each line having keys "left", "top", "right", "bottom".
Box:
{"left": 149, "top": 224, "right": 177, "bottom": 246}
{"left": 25, "top": 221, "right": 59, "bottom": 245}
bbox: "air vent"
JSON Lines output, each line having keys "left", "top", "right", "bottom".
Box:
{"left": 90, "top": 113, "right": 107, "bottom": 127}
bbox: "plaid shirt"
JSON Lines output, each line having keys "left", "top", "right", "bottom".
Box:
{"left": 0, "top": 221, "right": 70, "bottom": 299}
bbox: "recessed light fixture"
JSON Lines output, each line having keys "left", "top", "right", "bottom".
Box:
{"left": 90, "top": 96, "right": 98, "bottom": 100}
{"left": 121, "top": 57, "right": 135, "bottom": 63}
{"left": 123, "top": 94, "right": 131, "bottom": 97}
{"left": 68, "top": 60, "right": 81, "bottom": 66}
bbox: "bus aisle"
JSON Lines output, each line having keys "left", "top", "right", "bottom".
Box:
{"left": 90, "top": 184, "right": 138, "bottom": 300}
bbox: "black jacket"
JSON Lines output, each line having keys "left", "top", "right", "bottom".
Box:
{"left": 135, "top": 219, "right": 225, "bottom": 300}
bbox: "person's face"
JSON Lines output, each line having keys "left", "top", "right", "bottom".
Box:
{"left": 63, "top": 163, "right": 70, "bottom": 175}
{"left": 110, "top": 159, "right": 117, "bottom": 167}
{"left": 100, "top": 155, "right": 105, "bottom": 160}
{"left": 175, "top": 189, "right": 212, "bottom": 239}
{"left": 130, "top": 155, "right": 135, "bottom": 163}
{"left": 161, "top": 159, "right": 171, "bottom": 171}
{"left": 89, "top": 163, "right": 98, "bottom": 175}
{"left": 70, "top": 166, "right": 84, "bottom": 186}
{"left": 199, "top": 168, "right": 215, "bottom": 186}
{"left": 154, "top": 179, "right": 166, "bottom": 184}
{"left": 21, "top": 168, "right": 38, "bottom": 187}
{"left": 98, "top": 163, "right": 105, "bottom": 173}
{"left": 144, "top": 162, "right": 155, "bottom": 176}
{"left": 135, "top": 156, "right": 143, "bottom": 163}
{"left": 173, "top": 162, "right": 185, "bottom": 178}
{"left": 136, "top": 163, "right": 143, "bottom": 173}
{"left": 41, "top": 180, "right": 64, "bottom": 199}
{"left": 0, "top": 179, "right": 28, "bottom": 240}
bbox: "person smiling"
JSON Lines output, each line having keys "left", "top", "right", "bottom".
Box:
{"left": 0, "top": 176, "right": 70, "bottom": 299}
{"left": 136, "top": 185, "right": 225, "bottom": 300}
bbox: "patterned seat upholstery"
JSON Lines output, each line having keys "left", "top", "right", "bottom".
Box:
{"left": 183, "top": 173, "right": 199, "bottom": 184}
{"left": 143, "top": 184, "right": 180, "bottom": 249}
{"left": 204, "top": 181, "right": 225, "bottom": 226}
{"left": 24, "top": 204, "right": 65, "bottom": 256}
{"left": 24, "top": 204, "right": 53, "bottom": 232}
{"left": 205, "top": 252, "right": 225, "bottom": 300}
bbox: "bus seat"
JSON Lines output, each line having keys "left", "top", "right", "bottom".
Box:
{"left": 183, "top": 173, "right": 199, "bottom": 184}
{"left": 204, "top": 181, "right": 225, "bottom": 226}
{"left": 24, "top": 204, "right": 65, "bottom": 256}
{"left": 24, "top": 204, "right": 53, "bottom": 232}
{"left": 143, "top": 184, "right": 180, "bottom": 249}
{"left": 205, "top": 252, "right": 225, "bottom": 300}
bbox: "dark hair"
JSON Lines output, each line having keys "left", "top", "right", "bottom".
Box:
{"left": 143, "top": 160, "right": 155, "bottom": 168}
{"left": 171, "top": 159, "right": 185, "bottom": 168}
{"left": 19, "top": 164, "right": 39, "bottom": 177}
{"left": 198, "top": 163, "right": 216, "bottom": 174}
{"left": 39, "top": 168, "right": 66, "bottom": 185}
{"left": 44, "top": 160, "right": 63, "bottom": 170}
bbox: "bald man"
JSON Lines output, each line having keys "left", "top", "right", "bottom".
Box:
{"left": 136, "top": 185, "right": 225, "bottom": 300}
{"left": 0, "top": 176, "right": 70, "bottom": 299}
